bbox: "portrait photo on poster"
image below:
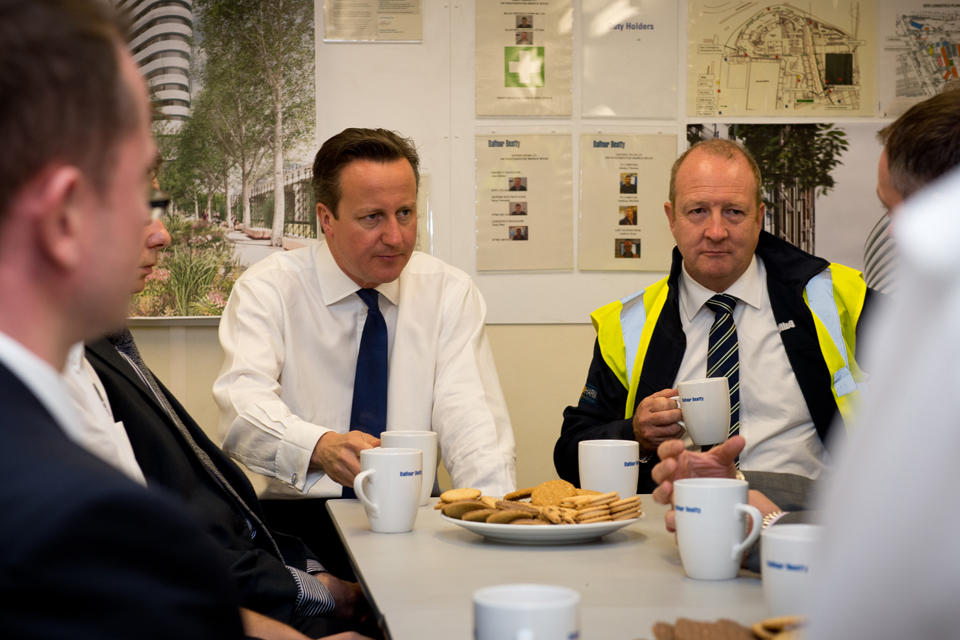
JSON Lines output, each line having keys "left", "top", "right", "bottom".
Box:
{"left": 620, "top": 173, "right": 638, "bottom": 193}
{"left": 516, "top": 15, "right": 533, "bottom": 28}
{"left": 510, "top": 202, "right": 528, "bottom": 216}
{"left": 618, "top": 206, "right": 637, "bottom": 226}
{"left": 510, "top": 226, "right": 529, "bottom": 241}
{"left": 616, "top": 239, "right": 641, "bottom": 258}
{"left": 508, "top": 176, "right": 528, "bottom": 191}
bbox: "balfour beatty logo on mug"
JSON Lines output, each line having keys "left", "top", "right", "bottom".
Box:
{"left": 623, "top": 460, "right": 640, "bottom": 467}
{"left": 682, "top": 396, "right": 705, "bottom": 403}
{"left": 765, "top": 561, "right": 809, "bottom": 573}
{"left": 675, "top": 505, "right": 701, "bottom": 513}
{"left": 399, "top": 470, "right": 422, "bottom": 477}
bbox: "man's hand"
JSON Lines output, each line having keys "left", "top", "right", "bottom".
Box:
{"left": 632, "top": 388, "right": 685, "bottom": 455}
{"left": 651, "top": 435, "right": 745, "bottom": 533}
{"left": 313, "top": 573, "right": 370, "bottom": 621}
{"left": 311, "top": 431, "right": 380, "bottom": 487}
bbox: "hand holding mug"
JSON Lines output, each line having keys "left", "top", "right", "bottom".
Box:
{"left": 632, "top": 388, "right": 685, "bottom": 455}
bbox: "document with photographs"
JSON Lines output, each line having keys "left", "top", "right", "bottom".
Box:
{"left": 578, "top": 134, "right": 675, "bottom": 271}
{"left": 323, "top": 0, "right": 422, "bottom": 42}
{"left": 582, "top": 0, "right": 678, "bottom": 117}
{"left": 476, "top": 134, "right": 573, "bottom": 271}
{"left": 476, "top": 0, "right": 573, "bottom": 116}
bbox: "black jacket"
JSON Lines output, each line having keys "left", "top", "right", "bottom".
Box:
{"left": 86, "top": 339, "right": 314, "bottom": 624}
{"left": 0, "top": 360, "right": 242, "bottom": 639}
{"left": 554, "top": 232, "right": 880, "bottom": 492}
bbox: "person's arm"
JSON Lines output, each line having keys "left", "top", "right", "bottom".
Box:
{"left": 215, "top": 278, "right": 354, "bottom": 493}
{"left": 431, "top": 278, "right": 516, "bottom": 496}
{"left": 239, "top": 609, "right": 373, "bottom": 640}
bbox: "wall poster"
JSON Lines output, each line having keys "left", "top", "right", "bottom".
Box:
{"left": 323, "top": 0, "right": 423, "bottom": 42}
{"left": 578, "top": 134, "right": 675, "bottom": 271}
{"left": 476, "top": 135, "right": 573, "bottom": 271}
{"left": 476, "top": 0, "right": 573, "bottom": 116}
{"left": 582, "top": 0, "right": 678, "bottom": 118}
{"left": 687, "top": 1, "right": 877, "bottom": 117}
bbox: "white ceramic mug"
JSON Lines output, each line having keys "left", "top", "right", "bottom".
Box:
{"left": 473, "top": 584, "right": 580, "bottom": 640}
{"left": 380, "top": 430, "right": 438, "bottom": 506}
{"left": 578, "top": 440, "right": 640, "bottom": 499}
{"left": 674, "top": 377, "right": 731, "bottom": 445}
{"left": 353, "top": 448, "right": 422, "bottom": 533}
{"left": 761, "top": 524, "right": 823, "bottom": 616}
{"left": 674, "top": 478, "right": 762, "bottom": 580}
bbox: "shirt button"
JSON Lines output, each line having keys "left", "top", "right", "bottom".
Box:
{"left": 292, "top": 473, "right": 299, "bottom": 485}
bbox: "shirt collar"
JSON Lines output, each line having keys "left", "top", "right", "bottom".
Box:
{"left": 315, "top": 239, "right": 401, "bottom": 307}
{"left": 679, "top": 254, "right": 763, "bottom": 322}
{"left": 0, "top": 330, "right": 79, "bottom": 434}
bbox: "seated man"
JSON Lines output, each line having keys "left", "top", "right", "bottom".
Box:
{"left": 215, "top": 128, "right": 516, "bottom": 553}
{"left": 555, "top": 139, "right": 879, "bottom": 493}
{"left": 64, "top": 179, "right": 375, "bottom": 639}
{"left": 0, "top": 2, "right": 242, "bottom": 636}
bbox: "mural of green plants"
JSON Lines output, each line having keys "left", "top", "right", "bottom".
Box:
{"left": 131, "top": 215, "right": 245, "bottom": 317}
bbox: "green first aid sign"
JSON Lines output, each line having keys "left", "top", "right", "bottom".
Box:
{"left": 504, "top": 47, "right": 545, "bottom": 87}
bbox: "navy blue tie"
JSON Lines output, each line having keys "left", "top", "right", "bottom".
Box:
{"left": 705, "top": 294, "right": 741, "bottom": 467}
{"left": 343, "top": 288, "right": 388, "bottom": 498}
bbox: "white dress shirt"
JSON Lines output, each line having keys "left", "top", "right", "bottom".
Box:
{"left": 215, "top": 241, "right": 516, "bottom": 498}
{"left": 675, "top": 255, "right": 830, "bottom": 479}
{"left": 60, "top": 343, "right": 147, "bottom": 485}
{"left": 0, "top": 330, "right": 78, "bottom": 436}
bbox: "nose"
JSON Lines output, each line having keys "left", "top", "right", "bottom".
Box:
{"left": 704, "top": 209, "right": 727, "bottom": 242}
{"left": 381, "top": 213, "right": 403, "bottom": 247}
{"left": 147, "top": 219, "right": 171, "bottom": 250}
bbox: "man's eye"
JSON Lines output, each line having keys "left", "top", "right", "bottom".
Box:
{"left": 398, "top": 209, "right": 413, "bottom": 218}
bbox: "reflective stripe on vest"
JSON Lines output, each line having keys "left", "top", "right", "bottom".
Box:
{"left": 805, "top": 269, "right": 857, "bottom": 397}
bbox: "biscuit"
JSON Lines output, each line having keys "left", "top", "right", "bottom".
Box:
{"left": 504, "top": 487, "right": 535, "bottom": 501}
{"left": 575, "top": 488, "right": 602, "bottom": 497}
{"left": 510, "top": 518, "right": 549, "bottom": 525}
{"left": 479, "top": 496, "right": 499, "bottom": 509}
{"left": 611, "top": 508, "right": 641, "bottom": 521}
{"left": 576, "top": 504, "right": 611, "bottom": 518}
{"left": 582, "top": 492, "right": 619, "bottom": 507}
{"left": 751, "top": 623, "right": 777, "bottom": 640}
{"left": 608, "top": 495, "right": 641, "bottom": 510}
{"left": 578, "top": 514, "right": 612, "bottom": 524}
{"left": 495, "top": 500, "right": 541, "bottom": 516}
{"left": 652, "top": 621, "right": 675, "bottom": 640}
{"left": 530, "top": 480, "right": 578, "bottom": 506}
{"left": 461, "top": 508, "right": 499, "bottom": 522}
{"left": 441, "top": 500, "right": 488, "bottom": 519}
{"left": 760, "top": 616, "right": 806, "bottom": 632}
{"left": 610, "top": 501, "right": 641, "bottom": 515}
{"left": 486, "top": 510, "right": 531, "bottom": 524}
{"left": 440, "top": 488, "right": 481, "bottom": 503}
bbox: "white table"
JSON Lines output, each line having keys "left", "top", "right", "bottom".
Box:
{"left": 328, "top": 497, "right": 767, "bottom": 639}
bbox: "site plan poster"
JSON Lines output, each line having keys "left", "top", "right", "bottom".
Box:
{"left": 579, "top": 134, "right": 675, "bottom": 271}
{"left": 323, "top": 0, "right": 423, "bottom": 42}
{"left": 880, "top": 0, "right": 960, "bottom": 116}
{"left": 582, "top": 0, "right": 678, "bottom": 118}
{"left": 476, "top": 0, "right": 573, "bottom": 116}
{"left": 687, "top": 1, "right": 877, "bottom": 117}
{"left": 476, "top": 135, "right": 573, "bottom": 271}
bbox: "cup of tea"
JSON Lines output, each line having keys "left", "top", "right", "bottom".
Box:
{"left": 353, "top": 448, "right": 422, "bottom": 533}
{"left": 473, "top": 583, "right": 580, "bottom": 640}
{"left": 673, "top": 377, "right": 731, "bottom": 445}
{"left": 380, "top": 430, "right": 438, "bottom": 506}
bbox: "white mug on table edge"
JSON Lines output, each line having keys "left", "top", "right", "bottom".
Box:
{"left": 380, "top": 430, "right": 438, "bottom": 506}
{"left": 473, "top": 583, "right": 580, "bottom": 640}
{"left": 353, "top": 447, "right": 422, "bottom": 534}
{"left": 673, "top": 377, "right": 731, "bottom": 446}
{"left": 762, "top": 523, "right": 823, "bottom": 617}
{"left": 674, "top": 478, "right": 761, "bottom": 581}
{"left": 578, "top": 439, "right": 639, "bottom": 499}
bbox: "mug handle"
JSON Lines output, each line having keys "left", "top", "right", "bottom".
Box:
{"left": 732, "top": 503, "right": 762, "bottom": 561}
{"left": 353, "top": 469, "right": 379, "bottom": 519}
{"left": 668, "top": 396, "right": 686, "bottom": 428}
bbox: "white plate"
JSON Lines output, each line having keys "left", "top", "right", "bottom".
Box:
{"left": 441, "top": 514, "right": 641, "bottom": 545}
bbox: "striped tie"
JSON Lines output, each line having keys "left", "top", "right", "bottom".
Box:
{"left": 705, "top": 294, "right": 740, "bottom": 466}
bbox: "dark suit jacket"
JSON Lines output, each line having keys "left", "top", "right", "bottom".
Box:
{"left": 86, "top": 339, "right": 313, "bottom": 624}
{"left": 0, "top": 360, "right": 243, "bottom": 639}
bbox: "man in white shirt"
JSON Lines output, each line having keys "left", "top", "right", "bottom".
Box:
{"left": 556, "top": 139, "right": 879, "bottom": 493}
{"left": 215, "top": 128, "right": 516, "bottom": 551}
{"left": 0, "top": 1, "right": 243, "bottom": 637}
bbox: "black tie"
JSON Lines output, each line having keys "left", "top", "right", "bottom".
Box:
{"left": 342, "top": 289, "right": 388, "bottom": 498}
{"left": 704, "top": 294, "right": 741, "bottom": 467}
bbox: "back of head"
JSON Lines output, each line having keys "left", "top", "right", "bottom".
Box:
{"left": 0, "top": 0, "right": 136, "bottom": 228}
{"left": 312, "top": 128, "right": 420, "bottom": 218}
{"left": 669, "top": 138, "right": 763, "bottom": 211}
{"left": 879, "top": 90, "right": 960, "bottom": 198}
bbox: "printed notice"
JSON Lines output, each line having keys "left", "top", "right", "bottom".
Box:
{"left": 323, "top": 0, "right": 422, "bottom": 42}
{"left": 578, "top": 134, "right": 675, "bottom": 271}
{"left": 476, "top": 0, "right": 573, "bottom": 116}
{"left": 476, "top": 135, "right": 573, "bottom": 271}
{"left": 687, "top": 1, "right": 877, "bottom": 117}
{"left": 880, "top": 0, "right": 960, "bottom": 116}
{"left": 582, "top": 0, "right": 678, "bottom": 118}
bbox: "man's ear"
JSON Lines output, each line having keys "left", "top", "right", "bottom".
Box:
{"left": 664, "top": 201, "right": 675, "bottom": 234}
{"left": 29, "top": 165, "right": 86, "bottom": 270}
{"left": 317, "top": 202, "right": 335, "bottom": 238}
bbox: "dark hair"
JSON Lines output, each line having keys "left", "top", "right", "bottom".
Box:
{"left": 312, "top": 128, "right": 420, "bottom": 218}
{"left": 0, "top": 0, "right": 136, "bottom": 222}
{"left": 878, "top": 89, "right": 960, "bottom": 198}
{"left": 669, "top": 139, "right": 763, "bottom": 211}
